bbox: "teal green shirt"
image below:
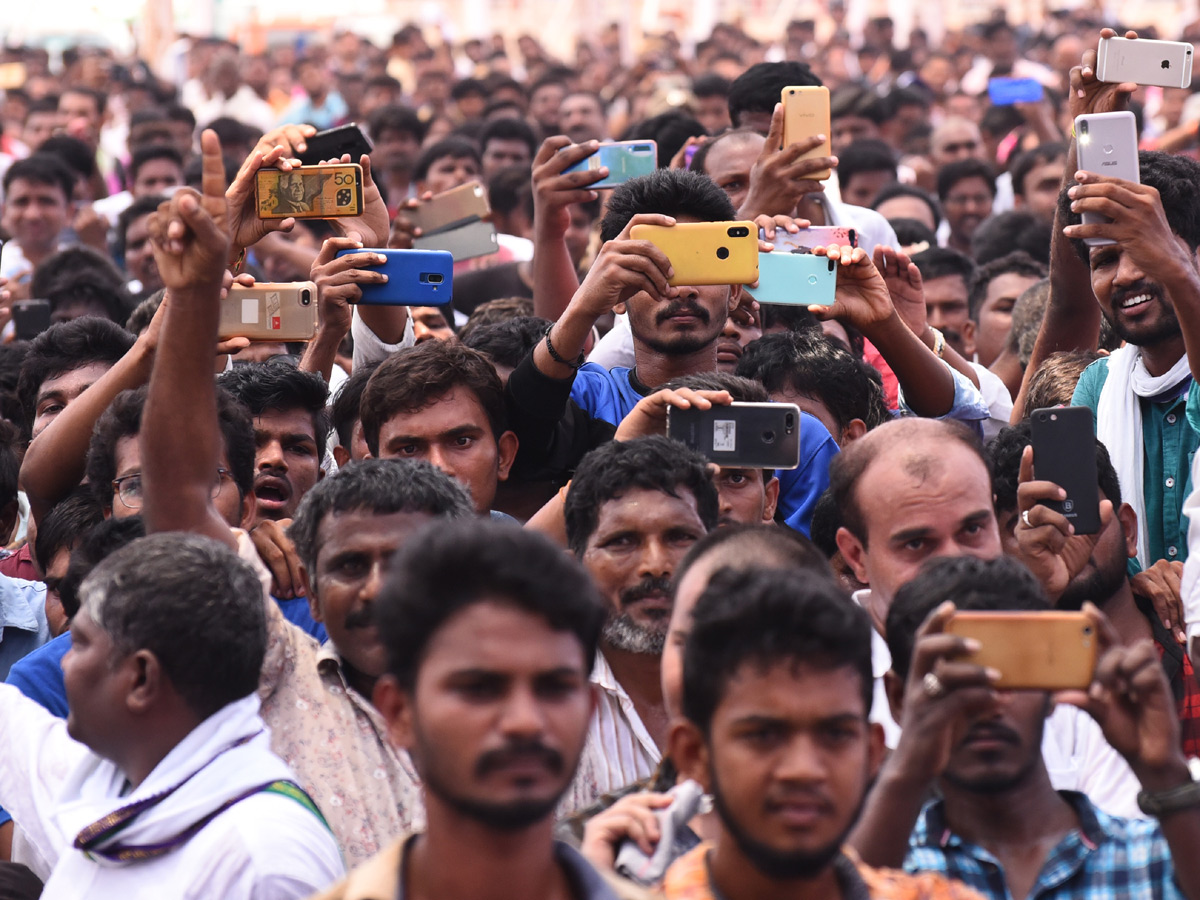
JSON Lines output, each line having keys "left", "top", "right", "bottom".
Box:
{"left": 1072, "top": 357, "right": 1199, "bottom": 567}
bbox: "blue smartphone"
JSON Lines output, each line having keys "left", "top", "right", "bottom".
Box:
{"left": 987, "top": 77, "right": 1043, "bottom": 105}
{"left": 744, "top": 251, "right": 837, "bottom": 306}
{"left": 562, "top": 141, "right": 658, "bottom": 187}
{"left": 335, "top": 248, "right": 454, "bottom": 306}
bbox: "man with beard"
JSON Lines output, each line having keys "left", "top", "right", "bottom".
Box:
{"left": 662, "top": 566, "right": 981, "bottom": 900}
{"left": 561, "top": 436, "right": 719, "bottom": 810}
{"left": 851, "top": 556, "right": 1200, "bottom": 900}
{"left": 314, "top": 519, "right": 625, "bottom": 900}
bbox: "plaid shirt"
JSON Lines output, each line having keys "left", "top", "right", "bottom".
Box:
{"left": 1138, "top": 595, "right": 1200, "bottom": 759}
{"left": 904, "top": 791, "right": 1182, "bottom": 900}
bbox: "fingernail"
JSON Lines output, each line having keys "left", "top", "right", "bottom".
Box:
{"left": 1067, "top": 186, "right": 1079, "bottom": 198}
{"left": 986, "top": 667, "right": 1003, "bottom": 681}
{"left": 816, "top": 134, "right": 827, "bottom": 141}
{"left": 377, "top": 255, "right": 387, "bottom": 262}
{"left": 381, "top": 275, "right": 388, "bottom": 282}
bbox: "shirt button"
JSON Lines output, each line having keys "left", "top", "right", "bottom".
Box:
{"left": 1169, "top": 546, "right": 1179, "bottom": 557}
{"left": 1167, "top": 477, "right": 1176, "bottom": 488}
{"left": 1168, "top": 414, "right": 1178, "bottom": 424}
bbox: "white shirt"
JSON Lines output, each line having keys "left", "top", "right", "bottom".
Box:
{"left": 1179, "top": 454, "right": 1200, "bottom": 651}
{"left": 0, "top": 687, "right": 345, "bottom": 898}
{"left": 350, "top": 307, "right": 416, "bottom": 371}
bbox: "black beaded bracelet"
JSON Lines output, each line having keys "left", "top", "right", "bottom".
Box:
{"left": 544, "top": 326, "right": 586, "bottom": 370}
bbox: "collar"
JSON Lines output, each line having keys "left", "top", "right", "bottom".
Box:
{"left": 0, "top": 576, "right": 43, "bottom": 633}
{"left": 915, "top": 790, "right": 1108, "bottom": 852}
{"left": 590, "top": 651, "right": 624, "bottom": 694}
{"left": 628, "top": 368, "right": 654, "bottom": 398}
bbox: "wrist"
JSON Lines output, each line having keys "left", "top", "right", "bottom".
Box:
{"left": 859, "top": 309, "right": 908, "bottom": 345}
{"left": 1133, "top": 756, "right": 1193, "bottom": 793}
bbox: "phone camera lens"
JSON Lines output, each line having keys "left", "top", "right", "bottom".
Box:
{"left": 716, "top": 247, "right": 730, "bottom": 260}
{"left": 300, "top": 291, "right": 312, "bottom": 306}
{"left": 762, "top": 430, "right": 776, "bottom": 444}
{"left": 1083, "top": 626, "right": 1093, "bottom": 635}
{"left": 728, "top": 226, "right": 749, "bottom": 237}
{"left": 1050, "top": 413, "right": 1058, "bottom": 421}
{"left": 785, "top": 414, "right": 795, "bottom": 432}
{"left": 1080, "top": 120, "right": 1089, "bottom": 134}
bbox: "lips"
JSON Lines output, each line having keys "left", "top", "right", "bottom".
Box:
{"left": 717, "top": 340, "right": 743, "bottom": 362}
{"left": 254, "top": 475, "right": 292, "bottom": 514}
{"left": 960, "top": 723, "right": 1019, "bottom": 751}
{"left": 1112, "top": 282, "right": 1163, "bottom": 314}
{"left": 766, "top": 793, "right": 832, "bottom": 828}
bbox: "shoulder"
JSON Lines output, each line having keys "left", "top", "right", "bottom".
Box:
{"left": 308, "top": 837, "right": 408, "bottom": 900}
{"left": 859, "top": 859, "right": 989, "bottom": 900}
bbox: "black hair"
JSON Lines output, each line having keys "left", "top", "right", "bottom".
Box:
{"left": 728, "top": 62, "right": 822, "bottom": 127}
{"left": 34, "top": 486, "right": 104, "bottom": 577}
{"left": 202, "top": 117, "right": 261, "bottom": 152}
{"left": 376, "top": 518, "right": 606, "bottom": 690}
{"left": 872, "top": 182, "right": 942, "bottom": 228}
{"left": 487, "top": 164, "right": 534, "bottom": 221}
{"left": 60, "top": 85, "right": 107, "bottom": 116}
{"left": 599, "top": 168, "right": 736, "bottom": 242}
{"left": 461, "top": 315, "right": 550, "bottom": 369}
{"left": 217, "top": 361, "right": 330, "bottom": 460}
{"left": 114, "top": 195, "right": 168, "bottom": 269}
{"left": 830, "top": 85, "right": 887, "bottom": 125}
{"left": 288, "top": 458, "right": 474, "bottom": 576}
{"left": 1009, "top": 141, "right": 1066, "bottom": 198}
{"left": 125, "top": 289, "right": 164, "bottom": 335}
{"left": 368, "top": 104, "right": 425, "bottom": 143}
{"left": 129, "top": 143, "right": 183, "bottom": 183}
{"left": 881, "top": 86, "right": 930, "bottom": 119}
{"left": 736, "top": 331, "right": 892, "bottom": 433}
{"left": 688, "top": 127, "right": 758, "bottom": 177}
{"left": 682, "top": 567, "right": 872, "bottom": 733}
{"left": 692, "top": 73, "right": 732, "bottom": 99}
{"left": 450, "top": 77, "right": 488, "bottom": 102}
{"left": 58, "top": 514, "right": 146, "bottom": 620}
{"left": 837, "top": 139, "right": 897, "bottom": 196}
{"left": 480, "top": 116, "right": 538, "bottom": 158}
{"left": 564, "top": 435, "right": 719, "bottom": 556}
{"left": 757, "top": 303, "right": 822, "bottom": 336}
{"left": 971, "top": 211, "right": 1052, "bottom": 266}
{"left": 38, "top": 135, "right": 96, "bottom": 181}
{"left": 936, "top": 158, "right": 997, "bottom": 202}
{"left": 414, "top": 137, "right": 481, "bottom": 183}
{"left": 31, "top": 246, "right": 131, "bottom": 324}
{"left": 17, "top": 318, "right": 135, "bottom": 437}
{"left": 911, "top": 246, "right": 977, "bottom": 286}
{"left": 889, "top": 217, "right": 937, "bottom": 249}
{"left": 886, "top": 556, "right": 1048, "bottom": 683}
{"left": 329, "top": 361, "right": 380, "bottom": 451}
{"left": 1061, "top": 150, "right": 1200, "bottom": 264}
{"left": 2, "top": 153, "right": 75, "bottom": 201}
{"left": 808, "top": 488, "right": 842, "bottom": 558}
{"left": 623, "top": 111, "right": 708, "bottom": 167}
{"left": 967, "top": 251, "right": 1047, "bottom": 320}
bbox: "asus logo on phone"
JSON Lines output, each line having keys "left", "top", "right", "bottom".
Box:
{"left": 1101, "top": 160, "right": 1118, "bottom": 167}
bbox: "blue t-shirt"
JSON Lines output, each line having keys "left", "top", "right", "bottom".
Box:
{"left": 275, "top": 596, "right": 328, "bottom": 643}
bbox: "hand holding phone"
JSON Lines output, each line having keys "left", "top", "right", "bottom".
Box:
{"left": 1072, "top": 111, "right": 1140, "bottom": 247}
{"left": 744, "top": 252, "right": 837, "bottom": 306}
{"left": 945, "top": 611, "right": 1098, "bottom": 690}
{"left": 297, "top": 123, "right": 373, "bottom": 165}
{"left": 1096, "top": 35, "right": 1194, "bottom": 89}
{"left": 562, "top": 141, "right": 657, "bottom": 188}
{"left": 255, "top": 164, "right": 364, "bottom": 219}
{"left": 628, "top": 221, "right": 758, "bottom": 285}
{"left": 781, "top": 86, "right": 832, "bottom": 180}
{"left": 334, "top": 248, "right": 453, "bottom": 305}
{"left": 219, "top": 282, "right": 319, "bottom": 341}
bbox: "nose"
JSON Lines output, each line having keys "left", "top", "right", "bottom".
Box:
{"left": 258, "top": 439, "right": 286, "bottom": 471}
{"left": 776, "top": 733, "right": 827, "bottom": 783}
{"left": 1113, "top": 252, "right": 1146, "bottom": 286}
{"left": 636, "top": 536, "right": 672, "bottom": 580}
{"left": 425, "top": 444, "right": 454, "bottom": 478}
{"left": 361, "top": 559, "right": 386, "bottom": 602}
{"left": 926, "top": 305, "right": 948, "bottom": 329}
{"left": 499, "top": 683, "right": 546, "bottom": 737}
{"left": 413, "top": 320, "right": 436, "bottom": 342}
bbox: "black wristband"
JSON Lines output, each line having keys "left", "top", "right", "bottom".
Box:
{"left": 544, "top": 326, "right": 586, "bottom": 370}
{"left": 1137, "top": 779, "right": 1200, "bottom": 818}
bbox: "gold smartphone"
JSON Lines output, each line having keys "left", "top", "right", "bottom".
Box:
{"left": 944, "top": 611, "right": 1098, "bottom": 691}
{"left": 220, "top": 283, "right": 319, "bottom": 341}
{"left": 408, "top": 181, "right": 491, "bottom": 235}
{"left": 628, "top": 221, "right": 759, "bottom": 286}
{"left": 255, "top": 164, "right": 363, "bottom": 219}
{"left": 781, "top": 85, "right": 832, "bottom": 181}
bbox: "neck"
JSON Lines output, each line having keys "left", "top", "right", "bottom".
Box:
{"left": 797, "top": 195, "right": 827, "bottom": 226}
{"left": 22, "top": 242, "right": 57, "bottom": 269}
{"left": 310, "top": 88, "right": 328, "bottom": 105}
{"left": 632, "top": 340, "right": 720, "bottom": 389}
{"left": 1137, "top": 335, "right": 1187, "bottom": 378}
{"left": 384, "top": 168, "right": 413, "bottom": 196}
{"left": 600, "top": 644, "right": 667, "bottom": 747}
{"left": 117, "top": 712, "right": 203, "bottom": 791}
{"left": 410, "top": 804, "right": 566, "bottom": 900}
{"left": 708, "top": 842, "right": 845, "bottom": 900}
{"left": 340, "top": 657, "right": 379, "bottom": 700}
{"left": 1104, "top": 579, "right": 1153, "bottom": 644}
{"left": 947, "top": 230, "right": 972, "bottom": 255}
{"left": 938, "top": 762, "right": 1077, "bottom": 847}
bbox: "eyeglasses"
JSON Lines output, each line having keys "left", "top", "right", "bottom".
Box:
{"left": 113, "top": 468, "right": 232, "bottom": 510}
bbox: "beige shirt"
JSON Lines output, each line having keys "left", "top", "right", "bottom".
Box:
{"left": 235, "top": 531, "right": 424, "bottom": 867}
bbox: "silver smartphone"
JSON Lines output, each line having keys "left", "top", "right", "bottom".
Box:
{"left": 667, "top": 402, "right": 802, "bottom": 470}
{"left": 1074, "top": 111, "right": 1141, "bottom": 247}
{"left": 413, "top": 219, "right": 499, "bottom": 261}
{"left": 1096, "top": 36, "right": 1194, "bottom": 89}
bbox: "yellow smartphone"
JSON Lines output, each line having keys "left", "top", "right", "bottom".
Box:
{"left": 944, "top": 611, "right": 1098, "bottom": 691}
{"left": 629, "top": 221, "right": 758, "bottom": 286}
{"left": 781, "top": 85, "right": 832, "bottom": 181}
{"left": 219, "top": 282, "right": 319, "bottom": 341}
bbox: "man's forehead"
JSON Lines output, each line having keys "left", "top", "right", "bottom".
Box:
{"left": 255, "top": 407, "right": 317, "bottom": 438}
{"left": 40, "top": 361, "right": 111, "bottom": 396}
{"left": 382, "top": 389, "right": 490, "bottom": 432}
{"left": 923, "top": 274, "right": 968, "bottom": 301}
{"left": 316, "top": 508, "right": 433, "bottom": 552}
{"left": 594, "top": 486, "right": 703, "bottom": 529}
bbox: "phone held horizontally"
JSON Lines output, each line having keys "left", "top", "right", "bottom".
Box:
{"left": 1096, "top": 36, "right": 1194, "bottom": 89}
{"left": 219, "top": 283, "right": 319, "bottom": 341}
{"left": 335, "top": 249, "right": 454, "bottom": 306}
{"left": 561, "top": 141, "right": 658, "bottom": 188}
{"left": 945, "top": 611, "right": 1097, "bottom": 691}
{"left": 668, "top": 401, "right": 802, "bottom": 470}
{"left": 629, "top": 221, "right": 758, "bottom": 286}
{"left": 255, "top": 164, "right": 363, "bottom": 219}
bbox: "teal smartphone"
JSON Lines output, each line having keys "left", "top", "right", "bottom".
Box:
{"left": 744, "top": 251, "right": 837, "bottom": 306}
{"left": 562, "top": 141, "right": 658, "bottom": 187}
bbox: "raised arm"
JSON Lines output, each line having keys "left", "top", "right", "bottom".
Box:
{"left": 141, "top": 130, "right": 238, "bottom": 550}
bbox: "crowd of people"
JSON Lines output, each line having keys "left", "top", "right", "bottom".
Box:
{"left": 1, "top": 6, "right": 1200, "bottom": 899}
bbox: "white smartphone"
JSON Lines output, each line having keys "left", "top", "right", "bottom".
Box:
{"left": 1096, "top": 36, "right": 1194, "bottom": 89}
{"left": 1074, "top": 111, "right": 1141, "bottom": 247}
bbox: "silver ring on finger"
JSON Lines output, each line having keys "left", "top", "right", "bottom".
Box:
{"left": 923, "top": 671, "right": 946, "bottom": 699}
{"left": 1021, "top": 509, "right": 1032, "bottom": 528}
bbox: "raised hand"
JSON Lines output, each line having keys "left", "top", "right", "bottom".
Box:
{"left": 616, "top": 388, "right": 733, "bottom": 441}
{"left": 807, "top": 243, "right": 894, "bottom": 331}
{"left": 874, "top": 245, "right": 927, "bottom": 336}
{"left": 739, "top": 103, "right": 836, "bottom": 219}
{"left": 1130, "top": 560, "right": 1187, "bottom": 645}
{"left": 532, "top": 136, "right": 606, "bottom": 237}
{"left": 225, "top": 141, "right": 297, "bottom": 257}
{"left": 1069, "top": 29, "right": 1138, "bottom": 122}
{"left": 310, "top": 235, "right": 388, "bottom": 333}
{"left": 569, "top": 213, "right": 678, "bottom": 319}
{"left": 325, "top": 153, "right": 390, "bottom": 248}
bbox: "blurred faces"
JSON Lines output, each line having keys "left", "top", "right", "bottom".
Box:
{"left": 830, "top": 116, "right": 879, "bottom": 156}
{"left": 2, "top": 177, "right": 72, "bottom": 260}
{"left": 695, "top": 94, "right": 732, "bottom": 135}
{"left": 701, "top": 133, "right": 762, "bottom": 212}
{"left": 931, "top": 119, "right": 983, "bottom": 167}
{"left": 564, "top": 204, "right": 596, "bottom": 269}
{"left": 123, "top": 213, "right": 162, "bottom": 293}
{"left": 841, "top": 170, "right": 895, "bottom": 208}
{"left": 874, "top": 194, "right": 936, "bottom": 231}
{"left": 529, "top": 82, "right": 567, "bottom": 133}
{"left": 1015, "top": 156, "right": 1066, "bottom": 223}
{"left": 419, "top": 153, "right": 481, "bottom": 195}
{"left": 942, "top": 176, "right": 993, "bottom": 248}
{"left": 974, "top": 271, "right": 1041, "bottom": 368}
{"left": 923, "top": 274, "right": 975, "bottom": 357}
{"left": 411, "top": 307, "right": 456, "bottom": 343}
{"left": 23, "top": 110, "right": 62, "bottom": 151}
{"left": 481, "top": 137, "right": 533, "bottom": 179}
{"left": 132, "top": 158, "right": 183, "bottom": 198}
{"left": 58, "top": 90, "right": 102, "bottom": 150}
{"left": 252, "top": 407, "right": 323, "bottom": 523}
{"left": 559, "top": 93, "right": 606, "bottom": 145}
{"left": 33, "top": 362, "right": 111, "bottom": 440}
{"left": 372, "top": 127, "right": 422, "bottom": 175}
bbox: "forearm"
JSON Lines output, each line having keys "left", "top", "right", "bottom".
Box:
{"left": 20, "top": 341, "right": 153, "bottom": 524}
{"left": 916, "top": 325, "right": 981, "bottom": 388}
{"left": 989, "top": 349, "right": 1024, "bottom": 400}
{"left": 1161, "top": 266, "right": 1200, "bottom": 383}
{"left": 524, "top": 488, "right": 569, "bottom": 548}
{"left": 356, "top": 305, "right": 408, "bottom": 344}
{"left": 1135, "top": 759, "right": 1200, "bottom": 900}
{"left": 867, "top": 315, "right": 955, "bottom": 416}
{"left": 298, "top": 328, "right": 345, "bottom": 382}
{"left": 847, "top": 765, "right": 932, "bottom": 868}
{"left": 532, "top": 223, "right": 581, "bottom": 321}
{"left": 534, "top": 304, "right": 600, "bottom": 380}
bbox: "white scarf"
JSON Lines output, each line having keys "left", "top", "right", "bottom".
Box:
{"left": 50, "top": 694, "right": 294, "bottom": 867}
{"left": 1095, "top": 344, "right": 1192, "bottom": 567}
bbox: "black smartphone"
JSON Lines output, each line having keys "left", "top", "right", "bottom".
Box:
{"left": 667, "top": 402, "right": 802, "bottom": 470}
{"left": 1030, "top": 406, "right": 1102, "bottom": 535}
{"left": 297, "top": 123, "right": 374, "bottom": 165}
{"left": 13, "top": 299, "right": 51, "bottom": 341}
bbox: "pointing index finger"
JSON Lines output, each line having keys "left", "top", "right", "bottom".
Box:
{"left": 199, "top": 129, "right": 228, "bottom": 201}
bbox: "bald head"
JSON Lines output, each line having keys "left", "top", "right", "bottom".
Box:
{"left": 931, "top": 117, "right": 983, "bottom": 167}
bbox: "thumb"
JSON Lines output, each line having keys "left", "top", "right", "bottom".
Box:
{"left": 766, "top": 102, "right": 785, "bottom": 151}
{"left": 177, "top": 193, "right": 226, "bottom": 247}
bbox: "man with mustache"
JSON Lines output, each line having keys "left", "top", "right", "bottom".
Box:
{"left": 315, "top": 519, "right": 630, "bottom": 900}
{"left": 561, "top": 436, "right": 719, "bottom": 811}
{"left": 852, "top": 556, "right": 1200, "bottom": 900}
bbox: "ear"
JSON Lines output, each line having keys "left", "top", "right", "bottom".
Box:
{"left": 836, "top": 525, "right": 871, "bottom": 585}
{"left": 840, "top": 418, "right": 868, "bottom": 445}
{"left": 372, "top": 674, "right": 415, "bottom": 752}
{"left": 727, "top": 284, "right": 742, "bottom": 313}
{"left": 239, "top": 491, "right": 256, "bottom": 531}
{"left": 1116, "top": 502, "right": 1138, "bottom": 559}
{"left": 496, "top": 431, "right": 519, "bottom": 482}
{"left": 762, "top": 475, "right": 780, "bottom": 522}
{"left": 867, "top": 721, "right": 887, "bottom": 780}
{"left": 668, "top": 719, "right": 712, "bottom": 792}
{"left": 960, "top": 319, "right": 977, "bottom": 359}
{"left": 126, "top": 650, "right": 163, "bottom": 714}
{"left": 884, "top": 669, "right": 905, "bottom": 726}
{"left": 301, "top": 565, "right": 323, "bottom": 623}
{"left": 332, "top": 444, "right": 351, "bottom": 469}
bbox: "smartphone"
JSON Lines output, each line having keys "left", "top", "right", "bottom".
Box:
{"left": 407, "top": 182, "right": 491, "bottom": 236}
{"left": 297, "top": 122, "right": 374, "bottom": 165}
{"left": 413, "top": 219, "right": 499, "bottom": 261}
{"left": 781, "top": 85, "right": 832, "bottom": 180}
{"left": 334, "top": 248, "right": 454, "bottom": 305}
{"left": 1030, "top": 405, "right": 1102, "bottom": 535}
{"left": 667, "top": 402, "right": 802, "bottom": 470}
{"left": 629, "top": 221, "right": 759, "bottom": 286}
{"left": 219, "top": 282, "right": 319, "bottom": 341}
{"left": 1096, "top": 36, "right": 1194, "bottom": 89}
{"left": 987, "top": 77, "right": 1044, "bottom": 105}
{"left": 562, "top": 141, "right": 658, "bottom": 188}
{"left": 745, "top": 252, "right": 837, "bottom": 306}
{"left": 766, "top": 225, "right": 856, "bottom": 253}
{"left": 945, "top": 611, "right": 1097, "bottom": 690}
{"left": 255, "top": 164, "right": 363, "bottom": 219}
{"left": 1074, "top": 111, "right": 1140, "bottom": 247}
{"left": 12, "top": 300, "right": 51, "bottom": 342}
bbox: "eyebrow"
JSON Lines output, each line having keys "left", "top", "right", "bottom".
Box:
{"left": 889, "top": 510, "right": 991, "bottom": 546}
{"left": 256, "top": 429, "right": 317, "bottom": 445}
{"left": 388, "top": 425, "right": 484, "bottom": 443}
{"left": 731, "top": 712, "right": 863, "bottom": 728}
